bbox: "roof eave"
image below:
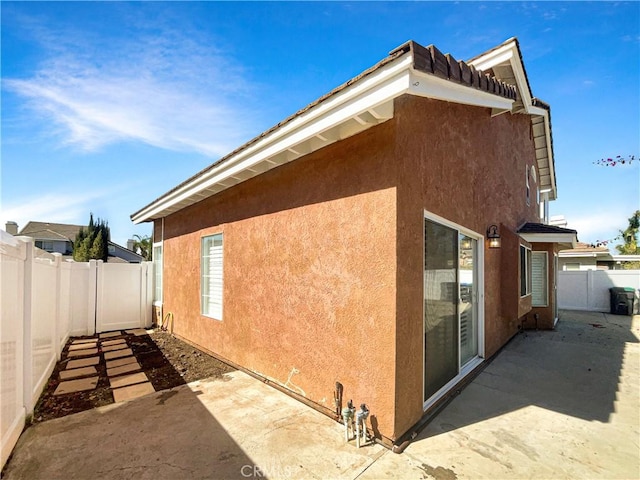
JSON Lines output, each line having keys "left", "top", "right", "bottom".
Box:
{"left": 131, "top": 41, "right": 518, "bottom": 224}
{"left": 520, "top": 232, "right": 578, "bottom": 249}
{"left": 469, "top": 39, "right": 557, "bottom": 201}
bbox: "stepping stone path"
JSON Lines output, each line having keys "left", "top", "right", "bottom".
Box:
{"left": 54, "top": 329, "right": 156, "bottom": 404}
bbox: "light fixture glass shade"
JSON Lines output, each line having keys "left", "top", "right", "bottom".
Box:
{"left": 487, "top": 224, "right": 501, "bottom": 248}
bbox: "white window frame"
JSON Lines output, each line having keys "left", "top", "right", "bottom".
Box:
{"left": 201, "top": 233, "right": 223, "bottom": 320}
{"left": 520, "top": 244, "right": 532, "bottom": 297}
{"left": 36, "top": 240, "right": 54, "bottom": 251}
{"left": 422, "top": 210, "right": 485, "bottom": 411}
{"left": 153, "top": 242, "right": 163, "bottom": 306}
{"left": 531, "top": 251, "right": 548, "bottom": 307}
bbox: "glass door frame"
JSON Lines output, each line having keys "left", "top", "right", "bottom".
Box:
{"left": 423, "top": 210, "right": 485, "bottom": 410}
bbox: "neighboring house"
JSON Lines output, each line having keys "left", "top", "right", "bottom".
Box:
{"left": 131, "top": 38, "right": 577, "bottom": 446}
{"left": 559, "top": 243, "right": 640, "bottom": 270}
{"left": 7, "top": 221, "right": 144, "bottom": 263}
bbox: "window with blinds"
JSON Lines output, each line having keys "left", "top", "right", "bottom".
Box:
{"left": 520, "top": 244, "right": 532, "bottom": 297}
{"left": 201, "top": 233, "right": 223, "bottom": 319}
{"left": 153, "top": 244, "right": 163, "bottom": 304}
{"left": 532, "top": 251, "right": 548, "bottom": 307}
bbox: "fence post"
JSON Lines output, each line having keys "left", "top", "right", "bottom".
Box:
{"left": 94, "top": 260, "right": 104, "bottom": 333}
{"left": 87, "top": 260, "right": 97, "bottom": 335}
{"left": 18, "top": 237, "right": 35, "bottom": 416}
{"left": 586, "top": 270, "right": 594, "bottom": 310}
{"left": 52, "top": 253, "right": 62, "bottom": 360}
{"left": 141, "top": 262, "right": 151, "bottom": 328}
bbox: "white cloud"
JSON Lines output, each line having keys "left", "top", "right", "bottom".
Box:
{"left": 3, "top": 16, "right": 261, "bottom": 158}
{"left": 566, "top": 211, "right": 627, "bottom": 244}
{"left": 0, "top": 190, "right": 110, "bottom": 233}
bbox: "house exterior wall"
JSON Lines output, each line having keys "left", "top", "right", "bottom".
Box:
{"left": 35, "top": 239, "right": 71, "bottom": 255}
{"left": 558, "top": 256, "right": 601, "bottom": 271}
{"left": 156, "top": 94, "right": 546, "bottom": 443}
{"left": 392, "top": 95, "right": 542, "bottom": 437}
{"left": 531, "top": 242, "right": 557, "bottom": 329}
{"left": 159, "top": 122, "right": 401, "bottom": 439}
{"left": 107, "top": 243, "right": 143, "bottom": 263}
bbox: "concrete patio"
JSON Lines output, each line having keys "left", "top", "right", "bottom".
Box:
{"left": 3, "top": 310, "right": 639, "bottom": 479}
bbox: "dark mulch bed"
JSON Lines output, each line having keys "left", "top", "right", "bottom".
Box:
{"left": 32, "top": 330, "right": 235, "bottom": 424}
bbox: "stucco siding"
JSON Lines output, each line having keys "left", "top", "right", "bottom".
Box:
{"left": 392, "top": 95, "right": 542, "bottom": 438}
{"left": 160, "top": 123, "right": 400, "bottom": 439}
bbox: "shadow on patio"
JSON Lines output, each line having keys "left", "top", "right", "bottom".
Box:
{"left": 422, "top": 309, "right": 639, "bottom": 438}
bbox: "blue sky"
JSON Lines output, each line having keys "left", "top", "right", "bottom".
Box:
{"left": 2, "top": 1, "right": 639, "bottom": 248}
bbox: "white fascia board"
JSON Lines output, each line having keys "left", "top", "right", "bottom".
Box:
{"left": 132, "top": 56, "right": 413, "bottom": 224}
{"left": 408, "top": 71, "right": 514, "bottom": 110}
{"left": 520, "top": 232, "right": 578, "bottom": 247}
{"left": 469, "top": 42, "right": 533, "bottom": 112}
{"left": 558, "top": 251, "right": 608, "bottom": 258}
{"left": 612, "top": 255, "right": 640, "bottom": 262}
{"left": 529, "top": 107, "right": 557, "bottom": 200}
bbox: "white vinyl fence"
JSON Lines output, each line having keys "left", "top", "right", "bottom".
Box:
{"left": 558, "top": 270, "right": 640, "bottom": 313}
{"left": 0, "top": 233, "right": 152, "bottom": 468}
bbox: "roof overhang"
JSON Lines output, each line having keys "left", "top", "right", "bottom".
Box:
{"left": 519, "top": 233, "right": 578, "bottom": 249}
{"left": 469, "top": 39, "right": 557, "bottom": 201}
{"left": 558, "top": 250, "right": 611, "bottom": 258}
{"left": 131, "top": 41, "right": 518, "bottom": 224}
{"left": 612, "top": 254, "right": 640, "bottom": 262}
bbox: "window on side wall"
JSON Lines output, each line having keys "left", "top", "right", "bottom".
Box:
{"left": 532, "top": 251, "right": 548, "bottom": 307}
{"left": 153, "top": 244, "right": 163, "bottom": 304}
{"left": 565, "top": 263, "right": 580, "bottom": 271}
{"left": 201, "top": 233, "right": 223, "bottom": 320}
{"left": 520, "top": 244, "right": 532, "bottom": 297}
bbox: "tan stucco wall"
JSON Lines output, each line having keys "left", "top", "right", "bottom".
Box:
{"left": 160, "top": 122, "right": 400, "bottom": 439}
{"left": 392, "top": 95, "right": 542, "bottom": 438}
{"left": 156, "top": 94, "right": 545, "bottom": 442}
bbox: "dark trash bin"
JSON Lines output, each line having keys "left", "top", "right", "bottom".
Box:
{"left": 609, "top": 287, "right": 636, "bottom": 316}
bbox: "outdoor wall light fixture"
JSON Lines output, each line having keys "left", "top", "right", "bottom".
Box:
{"left": 487, "top": 225, "right": 501, "bottom": 248}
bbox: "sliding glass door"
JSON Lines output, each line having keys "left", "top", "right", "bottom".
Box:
{"left": 424, "top": 217, "right": 480, "bottom": 403}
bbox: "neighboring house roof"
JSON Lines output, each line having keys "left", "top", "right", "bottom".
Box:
{"left": 18, "top": 221, "right": 85, "bottom": 242}
{"left": 559, "top": 243, "right": 640, "bottom": 263}
{"left": 518, "top": 222, "right": 578, "bottom": 248}
{"left": 131, "top": 37, "right": 555, "bottom": 224}
{"left": 559, "top": 242, "right": 611, "bottom": 258}
{"left": 17, "top": 221, "right": 144, "bottom": 262}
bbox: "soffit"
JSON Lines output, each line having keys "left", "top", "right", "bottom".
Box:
{"left": 468, "top": 39, "right": 557, "bottom": 201}
{"left": 131, "top": 41, "right": 519, "bottom": 224}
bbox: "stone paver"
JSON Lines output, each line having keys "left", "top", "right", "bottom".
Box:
{"left": 71, "top": 338, "right": 98, "bottom": 345}
{"left": 106, "top": 356, "right": 138, "bottom": 369}
{"left": 107, "top": 362, "right": 141, "bottom": 377}
{"left": 53, "top": 377, "right": 98, "bottom": 395}
{"left": 112, "top": 382, "right": 155, "bottom": 403}
{"left": 59, "top": 366, "right": 97, "bottom": 380}
{"left": 66, "top": 357, "right": 100, "bottom": 369}
{"left": 67, "top": 348, "right": 98, "bottom": 358}
{"left": 101, "top": 343, "right": 129, "bottom": 353}
{"left": 101, "top": 339, "right": 127, "bottom": 347}
{"left": 99, "top": 331, "right": 123, "bottom": 339}
{"left": 103, "top": 348, "right": 133, "bottom": 360}
{"left": 109, "top": 372, "right": 149, "bottom": 389}
{"left": 125, "top": 329, "right": 149, "bottom": 336}
{"left": 69, "top": 342, "right": 97, "bottom": 351}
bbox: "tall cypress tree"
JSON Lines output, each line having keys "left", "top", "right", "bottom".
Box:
{"left": 73, "top": 213, "right": 110, "bottom": 262}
